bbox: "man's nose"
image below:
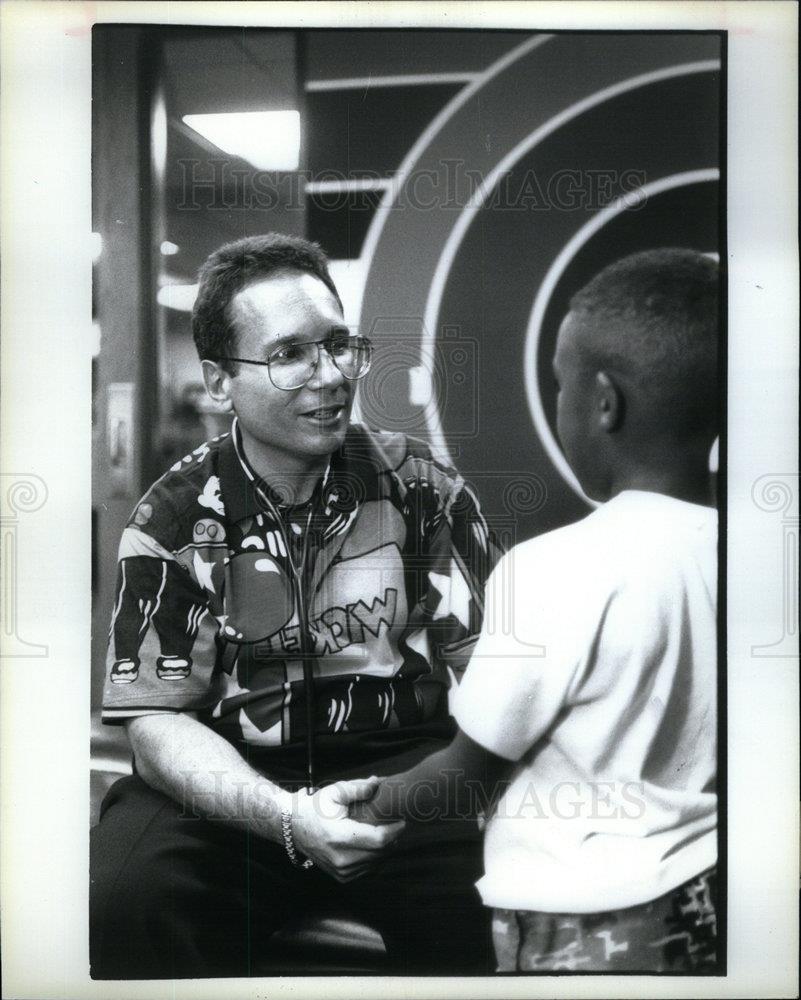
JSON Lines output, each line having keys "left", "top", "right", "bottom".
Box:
{"left": 307, "top": 345, "right": 345, "bottom": 389}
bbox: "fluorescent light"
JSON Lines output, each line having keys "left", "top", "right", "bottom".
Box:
{"left": 160, "top": 240, "right": 179, "bottom": 256}
{"left": 327, "top": 258, "right": 366, "bottom": 326}
{"left": 709, "top": 437, "right": 719, "bottom": 473}
{"left": 182, "top": 111, "right": 300, "bottom": 171}
{"left": 157, "top": 283, "right": 198, "bottom": 312}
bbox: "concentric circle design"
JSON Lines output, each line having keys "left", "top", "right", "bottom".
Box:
{"left": 359, "top": 33, "right": 722, "bottom": 541}
{"left": 524, "top": 170, "right": 720, "bottom": 504}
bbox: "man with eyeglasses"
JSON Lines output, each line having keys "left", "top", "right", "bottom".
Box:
{"left": 91, "top": 233, "right": 500, "bottom": 978}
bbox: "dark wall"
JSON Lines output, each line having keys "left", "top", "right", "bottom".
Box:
{"left": 359, "top": 32, "right": 722, "bottom": 545}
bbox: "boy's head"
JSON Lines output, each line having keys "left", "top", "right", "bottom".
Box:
{"left": 553, "top": 248, "right": 719, "bottom": 502}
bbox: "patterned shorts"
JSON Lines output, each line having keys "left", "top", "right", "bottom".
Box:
{"left": 493, "top": 867, "right": 718, "bottom": 973}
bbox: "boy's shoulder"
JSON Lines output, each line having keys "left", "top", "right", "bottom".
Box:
{"left": 498, "top": 492, "right": 715, "bottom": 589}
{"left": 488, "top": 513, "right": 600, "bottom": 613}
{"left": 502, "top": 506, "right": 602, "bottom": 564}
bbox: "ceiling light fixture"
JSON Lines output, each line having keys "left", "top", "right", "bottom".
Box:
{"left": 182, "top": 111, "right": 301, "bottom": 171}
{"left": 157, "top": 283, "right": 198, "bottom": 312}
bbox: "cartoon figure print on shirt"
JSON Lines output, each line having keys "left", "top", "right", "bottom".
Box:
{"left": 108, "top": 556, "right": 207, "bottom": 683}
{"left": 108, "top": 478, "right": 228, "bottom": 684}
{"left": 108, "top": 472, "right": 300, "bottom": 692}
{"left": 103, "top": 426, "right": 499, "bottom": 748}
{"left": 210, "top": 483, "right": 409, "bottom": 742}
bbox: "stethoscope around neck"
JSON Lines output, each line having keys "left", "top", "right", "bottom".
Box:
{"left": 255, "top": 463, "right": 332, "bottom": 793}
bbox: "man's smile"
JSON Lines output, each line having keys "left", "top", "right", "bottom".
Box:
{"left": 299, "top": 402, "right": 348, "bottom": 426}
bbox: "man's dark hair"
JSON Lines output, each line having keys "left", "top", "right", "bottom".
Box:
{"left": 192, "top": 233, "right": 343, "bottom": 366}
{"left": 568, "top": 247, "right": 720, "bottom": 437}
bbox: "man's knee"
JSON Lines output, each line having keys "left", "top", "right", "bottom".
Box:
{"left": 90, "top": 811, "right": 179, "bottom": 947}
{"left": 90, "top": 805, "right": 236, "bottom": 978}
{"left": 90, "top": 777, "right": 197, "bottom": 955}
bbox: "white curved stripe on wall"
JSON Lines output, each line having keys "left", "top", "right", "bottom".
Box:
{"left": 306, "top": 72, "right": 478, "bottom": 92}
{"left": 356, "top": 33, "right": 553, "bottom": 320}
{"left": 524, "top": 168, "right": 720, "bottom": 503}
{"left": 420, "top": 60, "right": 720, "bottom": 470}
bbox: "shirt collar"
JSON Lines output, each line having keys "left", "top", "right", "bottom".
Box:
{"left": 218, "top": 417, "right": 337, "bottom": 524}
{"left": 217, "top": 419, "right": 262, "bottom": 523}
{"left": 217, "top": 417, "right": 402, "bottom": 527}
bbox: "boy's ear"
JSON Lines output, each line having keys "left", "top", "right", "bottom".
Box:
{"left": 594, "top": 370, "right": 623, "bottom": 432}
{"left": 201, "top": 359, "right": 234, "bottom": 413}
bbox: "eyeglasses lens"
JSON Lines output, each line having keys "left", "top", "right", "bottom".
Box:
{"left": 270, "top": 338, "right": 371, "bottom": 390}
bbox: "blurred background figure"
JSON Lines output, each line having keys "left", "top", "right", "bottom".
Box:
{"left": 156, "top": 382, "right": 211, "bottom": 468}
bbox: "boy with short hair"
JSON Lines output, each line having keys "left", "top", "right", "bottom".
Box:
{"left": 352, "top": 247, "right": 720, "bottom": 972}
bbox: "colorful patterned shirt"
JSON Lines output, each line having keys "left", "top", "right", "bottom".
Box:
{"left": 102, "top": 420, "right": 499, "bottom": 776}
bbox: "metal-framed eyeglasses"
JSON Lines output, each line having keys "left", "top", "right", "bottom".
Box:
{"left": 214, "top": 334, "right": 373, "bottom": 391}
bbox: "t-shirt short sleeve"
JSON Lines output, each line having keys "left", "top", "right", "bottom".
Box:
{"left": 453, "top": 536, "right": 589, "bottom": 761}
{"left": 101, "top": 523, "right": 220, "bottom": 723}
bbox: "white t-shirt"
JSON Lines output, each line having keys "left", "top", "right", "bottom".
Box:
{"left": 454, "top": 490, "right": 717, "bottom": 913}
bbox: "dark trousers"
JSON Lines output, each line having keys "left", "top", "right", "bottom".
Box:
{"left": 90, "top": 774, "right": 492, "bottom": 979}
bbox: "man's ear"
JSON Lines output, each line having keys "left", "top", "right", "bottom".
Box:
{"left": 594, "top": 370, "right": 624, "bottom": 432}
{"left": 201, "top": 359, "right": 234, "bottom": 412}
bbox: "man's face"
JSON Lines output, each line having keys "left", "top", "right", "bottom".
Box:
{"left": 220, "top": 270, "right": 355, "bottom": 469}
{"left": 553, "top": 312, "right": 605, "bottom": 499}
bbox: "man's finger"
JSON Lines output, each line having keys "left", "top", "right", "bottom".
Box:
{"left": 369, "top": 819, "right": 406, "bottom": 847}
{"left": 334, "top": 818, "right": 406, "bottom": 850}
{"left": 326, "top": 855, "right": 381, "bottom": 880}
{"left": 336, "top": 864, "right": 376, "bottom": 883}
{"left": 315, "top": 854, "right": 370, "bottom": 879}
{"left": 330, "top": 869, "right": 369, "bottom": 884}
{"left": 329, "top": 776, "right": 381, "bottom": 806}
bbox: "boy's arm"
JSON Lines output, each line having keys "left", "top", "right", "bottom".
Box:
{"left": 352, "top": 538, "right": 581, "bottom": 829}
{"left": 349, "top": 728, "right": 512, "bottom": 826}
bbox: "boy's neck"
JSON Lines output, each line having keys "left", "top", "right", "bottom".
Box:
{"left": 608, "top": 465, "right": 715, "bottom": 508}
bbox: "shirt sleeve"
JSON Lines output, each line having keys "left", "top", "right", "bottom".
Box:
{"left": 101, "top": 523, "right": 221, "bottom": 723}
{"left": 424, "top": 477, "right": 503, "bottom": 680}
{"left": 453, "top": 539, "right": 587, "bottom": 761}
